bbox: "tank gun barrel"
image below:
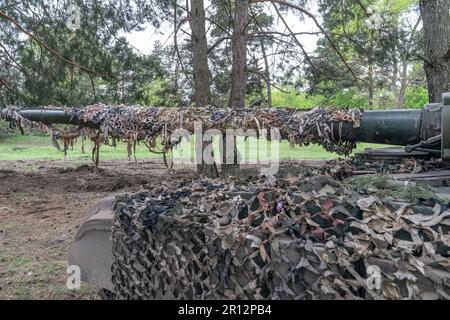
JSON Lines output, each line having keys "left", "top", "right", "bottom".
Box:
{"left": 9, "top": 93, "right": 450, "bottom": 159}
{"left": 18, "top": 109, "right": 99, "bottom": 128}
{"left": 353, "top": 109, "right": 424, "bottom": 145}
{"left": 17, "top": 108, "right": 427, "bottom": 146}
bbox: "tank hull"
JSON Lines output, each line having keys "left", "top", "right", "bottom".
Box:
{"left": 68, "top": 196, "right": 115, "bottom": 292}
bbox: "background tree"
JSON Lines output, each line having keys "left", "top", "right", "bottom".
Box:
{"left": 1, "top": 0, "right": 448, "bottom": 135}
{"left": 188, "top": 0, "right": 220, "bottom": 177}
{"left": 419, "top": 0, "right": 450, "bottom": 103}
{"left": 0, "top": 0, "right": 174, "bottom": 106}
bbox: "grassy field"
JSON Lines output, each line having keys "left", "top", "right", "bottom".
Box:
{"left": 0, "top": 133, "right": 390, "bottom": 162}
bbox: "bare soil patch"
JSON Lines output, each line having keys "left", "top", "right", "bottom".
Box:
{"left": 0, "top": 159, "right": 195, "bottom": 299}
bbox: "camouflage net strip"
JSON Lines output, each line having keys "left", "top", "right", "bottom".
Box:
{"left": 0, "top": 105, "right": 362, "bottom": 161}
{"left": 0, "top": 106, "right": 101, "bottom": 161}
{"left": 111, "top": 174, "right": 450, "bottom": 300}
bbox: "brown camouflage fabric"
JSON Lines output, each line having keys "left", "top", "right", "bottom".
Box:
{"left": 1, "top": 105, "right": 362, "bottom": 159}
{"left": 111, "top": 173, "right": 450, "bottom": 300}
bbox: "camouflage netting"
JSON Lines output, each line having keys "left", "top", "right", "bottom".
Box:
{"left": 310, "top": 157, "right": 446, "bottom": 181}
{"left": 0, "top": 104, "right": 362, "bottom": 159}
{"left": 111, "top": 173, "right": 450, "bottom": 300}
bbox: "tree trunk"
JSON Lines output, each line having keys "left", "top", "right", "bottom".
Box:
{"left": 391, "top": 59, "right": 398, "bottom": 98}
{"left": 228, "top": 0, "right": 249, "bottom": 109}
{"left": 419, "top": 0, "right": 450, "bottom": 103}
{"left": 389, "top": 26, "right": 399, "bottom": 102}
{"left": 397, "top": 18, "right": 421, "bottom": 108}
{"left": 223, "top": 0, "right": 249, "bottom": 177}
{"left": 196, "top": 136, "right": 219, "bottom": 178}
{"left": 397, "top": 59, "right": 408, "bottom": 107}
{"left": 367, "top": 30, "right": 374, "bottom": 108}
{"left": 391, "top": 48, "right": 399, "bottom": 101}
{"left": 368, "top": 65, "right": 374, "bottom": 108}
{"left": 189, "top": 0, "right": 219, "bottom": 178}
{"left": 260, "top": 39, "right": 273, "bottom": 108}
{"left": 220, "top": 132, "right": 240, "bottom": 177}
{"left": 190, "top": 0, "right": 211, "bottom": 107}
{"left": 254, "top": 57, "right": 266, "bottom": 104}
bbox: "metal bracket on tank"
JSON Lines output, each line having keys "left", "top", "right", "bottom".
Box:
{"left": 441, "top": 93, "right": 450, "bottom": 161}
{"left": 404, "top": 101, "right": 442, "bottom": 155}
{"left": 404, "top": 134, "right": 442, "bottom": 155}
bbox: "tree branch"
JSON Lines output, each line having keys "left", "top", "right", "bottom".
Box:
{"left": 445, "top": 46, "right": 450, "bottom": 60}
{"left": 250, "top": 30, "right": 324, "bottom": 37}
{"left": 0, "top": 42, "right": 28, "bottom": 75}
{"left": 271, "top": 3, "right": 320, "bottom": 75}
{"left": 0, "top": 10, "right": 114, "bottom": 79}
{"left": 252, "top": 0, "right": 360, "bottom": 84}
{"left": 174, "top": 14, "right": 193, "bottom": 88}
{"left": 248, "top": 68, "right": 290, "bottom": 93}
{"left": 0, "top": 77, "right": 35, "bottom": 103}
{"left": 417, "top": 53, "right": 433, "bottom": 66}
{"left": 208, "top": 36, "right": 232, "bottom": 53}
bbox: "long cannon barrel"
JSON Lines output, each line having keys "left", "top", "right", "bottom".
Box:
{"left": 18, "top": 108, "right": 426, "bottom": 146}
{"left": 356, "top": 109, "right": 423, "bottom": 145}
{"left": 3, "top": 92, "right": 448, "bottom": 161}
{"left": 18, "top": 109, "right": 99, "bottom": 128}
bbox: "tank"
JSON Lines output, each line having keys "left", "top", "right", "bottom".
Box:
{"left": 6, "top": 92, "right": 450, "bottom": 296}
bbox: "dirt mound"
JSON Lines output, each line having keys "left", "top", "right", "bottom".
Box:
{"left": 63, "top": 175, "right": 152, "bottom": 193}
{"left": 57, "top": 164, "right": 106, "bottom": 174}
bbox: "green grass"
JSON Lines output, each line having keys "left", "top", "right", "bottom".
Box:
{"left": 10, "top": 257, "right": 31, "bottom": 268}
{"left": 271, "top": 90, "right": 322, "bottom": 108}
{"left": 0, "top": 134, "right": 160, "bottom": 161}
{"left": 0, "top": 133, "right": 389, "bottom": 162}
{"left": 349, "top": 174, "right": 441, "bottom": 202}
